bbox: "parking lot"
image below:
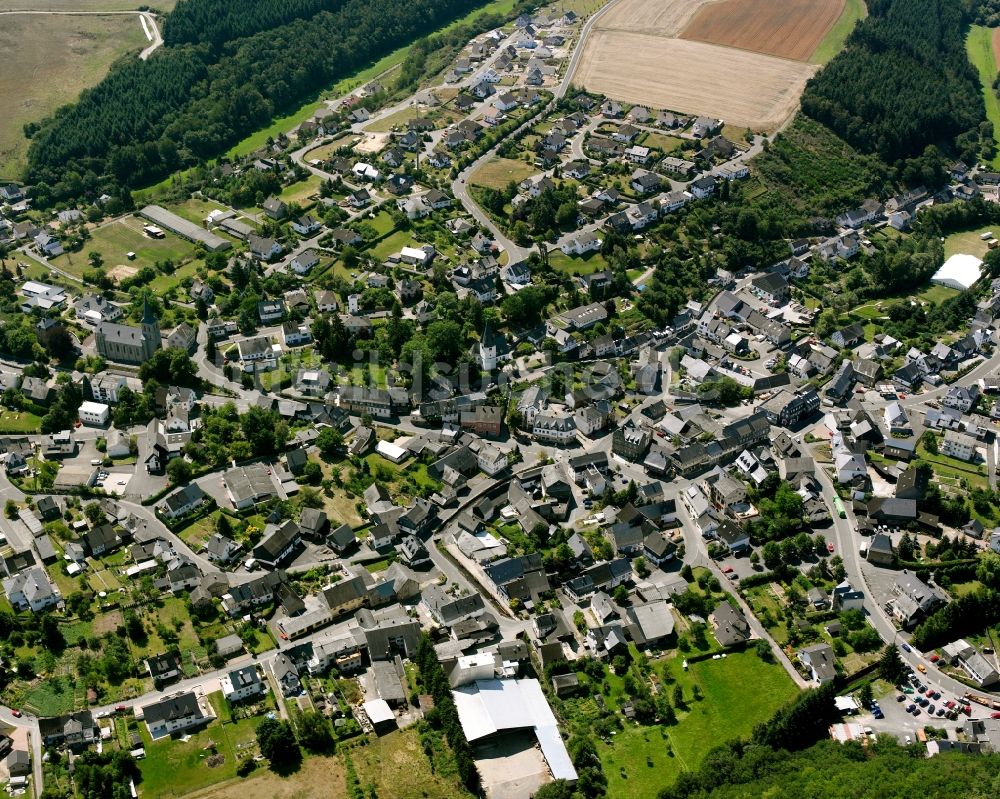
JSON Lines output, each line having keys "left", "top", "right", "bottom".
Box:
{"left": 858, "top": 665, "right": 976, "bottom": 742}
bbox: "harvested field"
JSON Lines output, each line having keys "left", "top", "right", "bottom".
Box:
{"left": 0, "top": 1, "right": 175, "bottom": 9}
{"left": 592, "top": 0, "right": 712, "bottom": 36}
{"left": 574, "top": 31, "right": 815, "bottom": 130}
{"left": 680, "top": 0, "right": 845, "bottom": 62}
{"left": 0, "top": 13, "right": 146, "bottom": 179}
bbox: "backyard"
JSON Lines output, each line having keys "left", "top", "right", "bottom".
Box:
{"left": 596, "top": 652, "right": 799, "bottom": 798}
{"left": 137, "top": 700, "right": 262, "bottom": 799}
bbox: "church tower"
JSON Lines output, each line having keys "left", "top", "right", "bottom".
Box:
{"left": 140, "top": 298, "right": 162, "bottom": 361}
{"left": 479, "top": 321, "right": 497, "bottom": 372}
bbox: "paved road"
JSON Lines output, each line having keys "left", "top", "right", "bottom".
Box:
{"left": 810, "top": 443, "right": 1000, "bottom": 703}
{"left": 0, "top": 707, "right": 41, "bottom": 798}
{"left": 556, "top": 0, "right": 623, "bottom": 99}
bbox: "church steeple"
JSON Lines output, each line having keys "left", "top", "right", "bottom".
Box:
{"left": 479, "top": 320, "right": 497, "bottom": 371}
{"left": 140, "top": 296, "right": 162, "bottom": 360}
{"left": 142, "top": 297, "right": 157, "bottom": 325}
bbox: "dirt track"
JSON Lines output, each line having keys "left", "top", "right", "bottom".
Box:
{"left": 680, "top": 0, "right": 845, "bottom": 62}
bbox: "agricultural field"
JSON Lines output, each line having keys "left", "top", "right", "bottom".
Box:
{"left": 469, "top": 156, "right": 538, "bottom": 189}
{"left": 810, "top": 0, "right": 867, "bottom": 64}
{"left": 0, "top": 13, "right": 147, "bottom": 180}
{"left": 575, "top": 31, "right": 816, "bottom": 130}
{"left": 51, "top": 215, "right": 198, "bottom": 280}
{"left": 0, "top": 1, "right": 175, "bottom": 9}
{"left": 680, "top": 0, "right": 845, "bottom": 62}
{"left": 967, "top": 25, "right": 1000, "bottom": 170}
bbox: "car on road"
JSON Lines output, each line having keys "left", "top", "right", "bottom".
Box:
{"left": 901, "top": 643, "right": 912, "bottom": 652}
{"left": 917, "top": 663, "right": 926, "bottom": 673}
{"left": 10, "top": 709, "right": 21, "bottom": 718}
{"left": 991, "top": 711, "right": 1000, "bottom": 719}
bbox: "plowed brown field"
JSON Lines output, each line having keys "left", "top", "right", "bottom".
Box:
{"left": 680, "top": 0, "right": 846, "bottom": 62}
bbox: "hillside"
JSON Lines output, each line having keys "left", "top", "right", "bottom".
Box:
{"left": 658, "top": 739, "right": 1000, "bottom": 799}
{"left": 23, "top": 0, "right": 502, "bottom": 205}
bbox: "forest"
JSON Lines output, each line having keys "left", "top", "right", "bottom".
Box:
{"left": 657, "top": 737, "right": 1000, "bottom": 799}
{"left": 24, "top": 0, "right": 490, "bottom": 205}
{"left": 801, "top": 0, "right": 985, "bottom": 164}
{"left": 163, "top": 0, "right": 348, "bottom": 48}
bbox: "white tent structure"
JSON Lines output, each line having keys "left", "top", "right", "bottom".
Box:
{"left": 932, "top": 253, "right": 982, "bottom": 291}
{"left": 452, "top": 679, "right": 578, "bottom": 781}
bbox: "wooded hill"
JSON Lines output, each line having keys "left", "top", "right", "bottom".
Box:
{"left": 801, "top": 0, "right": 986, "bottom": 164}
{"left": 24, "top": 0, "right": 492, "bottom": 205}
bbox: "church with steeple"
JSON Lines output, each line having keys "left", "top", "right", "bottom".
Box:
{"left": 477, "top": 321, "right": 511, "bottom": 372}
{"left": 95, "top": 298, "right": 162, "bottom": 364}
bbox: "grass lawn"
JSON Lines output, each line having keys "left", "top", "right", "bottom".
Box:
{"left": 278, "top": 175, "right": 323, "bottom": 206}
{"left": 149, "top": 259, "right": 204, "bottom": 295}
{"left": 365, "top": 107, "right": 431, "bottom": 133}
{"left": 176, "top": 753, "right": 345, "bottom": 799}
{"left": 916, "top": 283, "right": 960, "bottom": 305}
{"left": 302, "top": 134, "right": 358, "bottom": 163}
{"left": 0, "top": 410, "right": 42, "bottom": 433}
{"left": 177, "top": 509, "right": 222, "bottom": 549}
{"left": 968, "top": 25, "right": 1000, "bottom": 170}
{"left": 367, "top": 210, "right": 397, "bottom": 237}
{"left": 131, "top": 596, "right": 203, "bottom": 660}
{"left": 167, "top": 197, "right": 240, "bottom": 227}
{"left": 370, "top": 230, "right": 416, "bottom": 261}
{"left": 638, "top": 131, "right": 684, "bottom": 153}
{"left": 548, "top": 249, "right": 610, "bottom": 276}
{"left": 810, "top": 0, "right": 868, "bottom": 65}
{"left": 352, "top": 728, "right": 472, "bottom": 799}
{"left": 53, "top": 216, "right": 197, "bottom": 280}
{"left": 598, "top": 652, "right": 798, "bottom": 798}
{"left": 0, "top": 14, "right": 146, "bottom": 180}
{"left": 317, "top": 460, "right": 365, "bottom": 527}
{"left": 469, "top": 156, "right": 538, "bottom": 189}
{"left": 137, "top": 714, "right": 262, "bottom": 799}
{"left": 916, "top": 441, "right": 988, "bottom": 490}
{"left": 943, "top": 225, "right": 998, "bottom": 260}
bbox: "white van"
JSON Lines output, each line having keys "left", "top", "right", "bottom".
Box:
{"left": 90, "top": 459, "right": 102, "bottom": 466}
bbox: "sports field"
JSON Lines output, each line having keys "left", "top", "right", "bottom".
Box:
{"left": 680, "top": 0, "right": 845, "bottom": 62}
{"left": 0, "top": 13, "right": 146, "bottom": 179}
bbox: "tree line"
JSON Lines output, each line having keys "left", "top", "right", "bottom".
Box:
{"left": 25, "top": 0, "right": 490, "bottom": 205}
{"left": 414, "top": 634, "right": 480, "bottom": 793}
{"left": 801, "top": 0, "right": 985, "bottom": 165}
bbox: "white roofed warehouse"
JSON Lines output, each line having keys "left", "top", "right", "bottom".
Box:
{"left": 452, "top": 678, "right": 577, "bottom": 795}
